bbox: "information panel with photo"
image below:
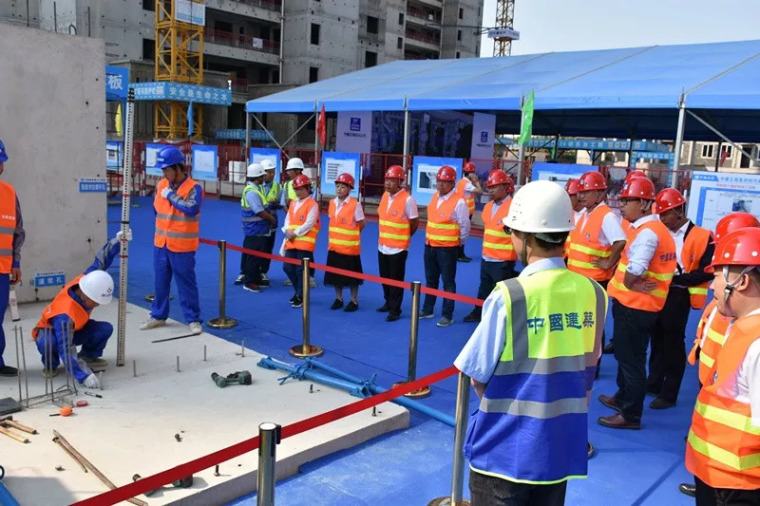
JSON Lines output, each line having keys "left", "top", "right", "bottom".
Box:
{"left": 411, "top": 156, "right": 463, "bottom": 206}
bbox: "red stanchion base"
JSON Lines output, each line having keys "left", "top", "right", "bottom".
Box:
{"left": 392, "top": 382, "right": 432, "bottom": 399}
{"left": 289, "top": 344, "right": 324, "bottom": 358}
{"left": 427, "top": 498, "right": 470, "bottom": 506}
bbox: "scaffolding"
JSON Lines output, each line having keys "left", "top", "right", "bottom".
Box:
{"left": 492, "top": 0, "right": 516, "bottom": 57}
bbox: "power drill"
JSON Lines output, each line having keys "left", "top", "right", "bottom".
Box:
{"left": 211, "top": 370, "right": 253, "bottom": 388}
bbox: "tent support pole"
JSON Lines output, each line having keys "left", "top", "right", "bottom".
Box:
{"left": 245, "top": 113, "right": 251, "bottom": 163}
{"left": 686, "top": 110, "right": 756, "bottom": 168}
{"left": 671, "top": 96, "right": 686, "bottom": 188}
{"left": 552, "top": 134, "right": 559, "bottom": 161}
{"left": 516, "top": 97, "right": 526, "bottom": 185}
{"left": 314, "top": 101, "right": 321, "bottom": 204}
{"left": 715, "top": 141, "right": 723, "bottom": 171}
{"left": 251, "top": 113, "right": 286, "bottom": 151}
{"left": 402, "top": 98, "right": 410, "bottom": 179}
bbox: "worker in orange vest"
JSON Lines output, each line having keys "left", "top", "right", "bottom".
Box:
{"left": 563, "top": 179, "right": 583, "bottom": 262}
{"left": 646, "top": 188, "right": 714, "bottom": 409}
{"left": 455, "top": 162, "right": 483, "bottom": 263}
{"left": 463, "top": 170, "right": 517, "bottom": 323}
{"left": 325, "top": 173, "right": 365, "bottom": 312}
{"left": 140, "top": 146, "right": 204, "bottom": 336}
{"left": 281, "top": 174, "right": 321, "bottom": 308}
{"left": 421, "top": 166, "right": 470, "bottom": 327}
{"left": 599, "top": 176, "right": 677, "bottom": 429}
{"left": 618, "top": 170, "right": 646, "bottom": 238}
{"left": 685, "top": 226, "right": 760, "bottom": 503}
{"left": 0, "top": 139, "right": 25, "bottom": 377}
{"left": 377, "top": 165, "right": 419, "bottom": 322}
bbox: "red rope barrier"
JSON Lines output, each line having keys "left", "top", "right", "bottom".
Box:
{"left": 72, "top": 365, "right": 458, "bottom": 505}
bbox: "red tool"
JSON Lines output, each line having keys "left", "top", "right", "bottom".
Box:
{"left": 75, "top": 401, "right": 88, "bottom": 407}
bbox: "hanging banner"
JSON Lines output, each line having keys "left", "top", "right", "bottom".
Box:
{"left": 411, "top": 156, "right": 463, "bottom": 206}
{"left": 320, "top": 151, "right": 361, "bottom": 198}
{"left": 336, "top": 111, "right": 372, "bottom": 154}
{"left": 250, "top": 148, "right": 282, "bottom": 183}
{"left": 687, "top": 171, "right": 760, "bottom": 231}
{"left": 191, "top": 145, "right": 218, "bottom": 181}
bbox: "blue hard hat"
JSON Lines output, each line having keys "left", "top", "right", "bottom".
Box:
{"left": 0, "top": 139, "right": 7, "bottom": 163}
{"left": 155, "top": 146, "right": 185, "bottom": 169}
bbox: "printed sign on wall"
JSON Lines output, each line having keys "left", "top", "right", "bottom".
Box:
{"left": 411, "top": 156, "right": 463, "bottom": 206}
{"left": 320, "top": 151, "right": 361, "bottom": 198}
{"left": 250, "top": 148, "right": 282, "bottom": 183}
{"left": 687, "top": 171, "right": 760, "bottom": 231}
{"left": 191, "top": 145, "right": 218, "bottom": 182}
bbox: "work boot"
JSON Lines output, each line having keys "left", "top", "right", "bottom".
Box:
{"left": 189, "top": 322, "right": 203, "bottom": 335}
{"left": 234, "top": 274, "right": 246, "bottom": 285}
{"left": 42, "top": 368, "right": 60, "bottom": 379}
{"left": 463, "top": 309, "right": 481, "bottom": 323}
{"left": 0, "top": 365, "right": 18, "bottom": 377}
{"left": 139, "top": 318, "right": 166, "bottom": 330}
{"left": 79, "top": 355, "right": 109, "bottom": 368}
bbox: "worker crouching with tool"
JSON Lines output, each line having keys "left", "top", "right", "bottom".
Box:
{"left": 31, "top": 231, "right": 131, "bottom": 389}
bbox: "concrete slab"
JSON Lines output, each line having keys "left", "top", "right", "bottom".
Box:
{"left": 0, "top": 300, "right": 409, "bottom": 505}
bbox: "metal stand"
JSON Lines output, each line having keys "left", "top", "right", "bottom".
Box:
{"left": 207, "top": 240, "right": 238, "bottom": 329}
{"left": 393, "top": 282, "right": 430, "bottom": 398}
{"left": 257, "top": 422, "right": 281, "bottom": 506}
{"left": 289, "top": 258, "right": 323, "bottom": 358}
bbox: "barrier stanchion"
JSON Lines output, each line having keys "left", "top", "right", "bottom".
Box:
{"left": 393, "top": 281, "right": 431, "bottom": 398}
{"left": 428, "top": 372, "right": 471, "bottom": 506}
{"left": 290, "top": 258, "right": 324, "bottom": 358}
{"left": 207, "top": 240, "right": 238, "bottom": 329}
{"left": 257, "top": 422, "right": 281, "bottom": 506}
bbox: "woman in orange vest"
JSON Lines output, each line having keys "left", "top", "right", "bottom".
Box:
{"left": 325, "top": 173, "right": 365, "bottom": 312}
{"left": 685, "top": 227, "right": 760, "bottom": 504}
{"left": 454, "top": 162, "right": 483, "bottom": 262}
{"left": 281, "top": 174, "right": 320, "bottom": 308}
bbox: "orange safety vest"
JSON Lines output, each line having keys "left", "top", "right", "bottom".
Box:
{"left": 686, "top": 313, "right": 760, "bottom": 490}
{"left": 681, "top": 225, "right": 713, "bottom": 310}
{"left": 31, "top": 275, "right": 91, "bottom": 340}
{"left": 285, "top": 197, "right": 320, "bottom": 252}
{"left": 481, "top": 198, "right": 516, "bottom": 261}
{"left": 607, "top": 219, "right": 677, "bottom": 312}
{"left": 378, "top": 190, "right": 412, "bottom": 250}
{"left": 621, "top": 218, "right": 635, "bottom": 239}
{"left": 0, "top": 181, "right": 16, "bottom": 274}
{"left": 688, "top": 299, "right": 731, "bottom": 386}
{"left": 328, "top": 197, "right": 361, "bottom": 256}
{"left": 154, "top": 177, "right": 201, "bottom": 253}
{"left": 456, "top": 178, "right": 476, "bottom": 215}
{"left": 567, "top": 204, "right": 619, "bottom": 281}
{"left": 426, "top": 192, "right": 461, "bottom": 247}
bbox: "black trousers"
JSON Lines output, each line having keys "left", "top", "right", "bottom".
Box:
{"left": 612, "top": 300, "right": 659, "bottom": 423}
{"left": 469, "top": 470, "right": 567, "bottom": 506}
{"left": 263, "top": 232, "right": 276, "bottom": 274}
{"left": 422, "top": 245, "right": 458, "bottom": 320}
{"left": 647, "top": 287, "right": 691, "bottom": 403}
{"left": 472, "top": 260, "right": 517, "bottom": 315}
{"left": 378, "top": 250, "right": 408, "bottom": 317}
{"left": 695, "top": 476, "right": 760, "bottom": 506}
{"left": 243, "top": 235, "right": 269, "bottom": 285}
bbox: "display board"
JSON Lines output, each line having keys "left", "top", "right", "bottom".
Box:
{"left": 320, "top": 151, "right": 361, "bottom": 198}
{"left": 411, "top": 156, "right": 463, "bottom": 206}
{"left": 250, "top": 147, "right": 282, "bottom": 183}
{"left": 106, "top": 141, "right": 122, "bottom": 170}
{"left": 191, "top": 145, "right": 218, "bottom": 181}
{"left": 530, "top": 162, "right": 594, "bottom": 186}
{"left": 145, "top": 143, "right": 166, "bottom": 177}
{"left": 687, "top": 171, "right": 760, "bottom": 231}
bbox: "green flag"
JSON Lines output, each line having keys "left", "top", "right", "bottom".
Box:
{"left": 518, "top": 90, "right": 535, "bottom": 146}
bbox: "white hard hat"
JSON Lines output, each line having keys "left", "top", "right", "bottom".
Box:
{"left": 502, "top": 180, "right": 575, "bottom": 235}
{"left": 260, "top": 159, "right": 276, "bottom": 171}
{"left": 246, "top": 163, "right": 265, "bottom": 178}
{"left": 285, "top": 157, "right": 304, "bottom": 171}
{"left": 79, "top": 270, "right": 114, "bottom": 305}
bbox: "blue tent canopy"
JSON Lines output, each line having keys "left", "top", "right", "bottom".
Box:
{"left": 246, "top": 40, "right": 760, "bottom": 141}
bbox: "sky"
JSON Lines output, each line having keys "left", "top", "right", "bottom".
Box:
{"left": 480, "top": 0, "right": 760, "bottom": 57}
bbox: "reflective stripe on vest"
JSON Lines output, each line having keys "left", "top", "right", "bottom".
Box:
{"left": 241, "top": 184, "right": 266, "bottom": 222}
{"left": 378, "top": 190, "right": 412, "bottom": 250}
{"left": 456, "top": 179, "right": 476, "bottom": 214}
{"left": 481, "top": 199, "right": 516, "bottom": 261}
{"left": 688, "top": 301, "right": 731, "bottom": 386}
{"left": 285, "top": 197, "right": 320, "bottom": 252}
{"left": 32, "top": 275, "right": 91, "bottom": 340}
{"left": 153, "top": 177, "right": 201, "bottom": 252}
{"left": 566, "top": 204, "right": 616, "bottom": 281}
{"left": 425, "top": 193, "right": 460, "bottom": 247}
{"left": 681, "top": 225, "right": 713, "bottom": 310}
{"left": 0, "top": 181, "right": 16, "bottom": 274}
{"left": 464, "top": 269, "right": 607, "bottom": 485}
{"left": 328, "top": 197, "right": 361, "bottom": 255}
{"left": 607, "top": 220, "right": 676, "bottom": 312}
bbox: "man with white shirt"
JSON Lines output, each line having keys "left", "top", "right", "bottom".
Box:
{"left": 377, "top": 165, "right": 419, "bottom": 322}
{"left": 647, "top": 188, "right": 714, "bottom": 409}
{"left": 685, "top": 226, "right": 760, "bottom": 504}
{"left": 420, "top": 166, "right": 470, "bottom": 327}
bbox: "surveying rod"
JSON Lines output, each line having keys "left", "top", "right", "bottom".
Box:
{"left": 116, "top": 88, "right": 135, "bottom": 367}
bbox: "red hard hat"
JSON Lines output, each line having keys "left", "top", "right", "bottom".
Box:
{"left": 714, "top": 212, "right": 760, "bottom": 242}
{"left": 625, "top": 170, "right": 647, "bottom": 183}
{"left": 292, "top": 174, "right": 312, "bottom": 189}
{"left": 463, "top": 161, "right": 477, "bottom": 173}
{"left": 707, "top": 227, "right": 760, "bottom": 272}
{"left": 565, "top": 179, "right": 580, "bottom": 196}
{"left": 578, "top": 171, "right": 607, "bottom": 191}
{"left": 654, "top": 188, "right": 686, "bottom": 214}
{"left": 384, "top": 165, "right": 405, "bottom": 180}
{"left": 335, "top": 173, "right": 355, "bottom": 189}
{"left": 437, "top": 166, "right": 457, "bottom": 182}
{"left": 486, "top": 169, "right": 513, "bottom": 190}
{"left": 619, "top": 177, "right": 655, "bottom": 200}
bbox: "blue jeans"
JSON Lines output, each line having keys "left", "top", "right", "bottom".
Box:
{"left": 0, "top": 273, "right": 8, "bottom": 367}
{"left": 283, "top": 249, "right": 313, "bottom": 298}
{"left": 35, "top": 320, "right": 113, "bottom": 382}
{"left": 422, "top": 245, "right": 458, "bottom": 319}
{"left": 151, "top": 246, "right": 201, "bottom": 323}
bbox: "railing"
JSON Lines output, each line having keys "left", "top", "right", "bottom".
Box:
{"left": 406, "top": 5, "right": 441, "bottom": 24}
{"left": 229, "top": 78, "right": 250, "bottom": 93}
{"left": 204, "top": 29, "right": 280, "bottom": 55}
{"left": 405, "top": 29, "right": 440, "bottom": 46}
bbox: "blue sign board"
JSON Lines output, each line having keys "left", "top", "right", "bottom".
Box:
{"left": 191, "top": 145, "right": 219, "bottom": 182}
{"left": 320, "top": 152, "right": 361, "bottom": 198}
{"left": 411, "top": 156, "right": 463, "bottom": 207}
{"left": 106, "top": 66, "right": 129, "bottom": 101}
{"left": 130, "top": 82, "right": 232, "bottom": 106}
{"left": 250, "top": 148, "right": 282, "bottom": 183}
{"left": 79, "top": 177, "right": 108, "bottom": 193}
{"left": 107, "top": 141, "right": 123, "bottom": 170}
{"left": 216, "top": 129, "right": 273, "bottom": 141}
{"left": 501, "top": 138, "right": 669, "bottom": 153}
{"left": 34, "top": 271, "right": 66, "bottom": 288}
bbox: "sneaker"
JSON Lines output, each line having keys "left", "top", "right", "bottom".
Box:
{"left": 42, "top": 368, "right": 60, "bottom": 379}
{"left": 386, "top": 313, "right": 401, "bottom": 322}
{"left": 139, "top": 318, "right": 166, "bottom": 330}
{"left": 330, "top": 298, "right": 344, "bottom": 310}
{"left": 376, "top": 304, "right": 390, "bottom": 313}
{"left": 436, "top": 317, "right": 453, "bottom": 327}
{"left": 234, "top": 274, "right": 246, "bottom": 285}
{"left": 283, "top": 279, "right": 293, "bottom": 286}
{"left": 189, "top": 322, "right": 203, "bottom": 335}
{"left": 587, "top": 442, "right": 595, "bottom": 459}
{"left": 261, "top": 273, "right": 269, "bottom": 282}
{"left": 344, "top": 301, "right": 358, "bottom": 312}
{"left": 289, "top": 294, "right": 297, "bottom": 304}
{"left": 310, "top": 277, "right": 317, "bottom": 288}
{"left": 79, "top": 355, "right": 108, "bottom": 368}
{"left": 291, "top": 296, "right": 303, "bottom": 308}
{"left": 0, "top": 365, "right": 18, "bottom": 377}
{"left": 418, "top": 311, "right": 434, "bottom": 319}
{"left": 259, "top": 279, "right": 271, "bottom": 288}
{"left": 457, "top": 256, "right": 472, "bottom": 263}
{"left": 243, "top": 283, "right": 261, "bottom": 293}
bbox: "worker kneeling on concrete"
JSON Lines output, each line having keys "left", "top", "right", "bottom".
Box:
{"left": 31, "top": 232, "right": 130, "bottom": 389}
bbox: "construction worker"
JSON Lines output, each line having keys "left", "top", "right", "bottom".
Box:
{"left": 563, "top": 178, "right": 582, "bottom": 262}
{"left": 678, "top": 211, "right": 759, "bottom": 498}
{"left": 599, "top": 176, "right": 677, "bottom": 429}
{"left": 685, "top": 227, "right": 760, "bottom": 504}
{"left": 281, "top": 157, "right": 304, "bottom": 211}
{"left": 646, "top": 188, "right": 714, "bottom": 409}
{"left": 463, "top": 170, "right": 516, "bottom": 323}
{"left": 454, "top": 180, "right": 607, "bottom": 506}
{"left": 455, "top": 161, "right": 483, "bottom": 262}
{"left": 0, "top": 139, "right": 25, "bottom": 377}
{"left": 618, "top": 170, "right": 646, "bottom": 238}
{"left": 420, "top": 165, "right": 470, "bottom": 327}
{"left": 325, "top": 173, "right": 365, "bottom": 312}
{"left": 240, "top": 163, "right": 277, "bottom": 293}
{"left": 140, "top": 145, "right": 203, "bottom": 335}
{"left": 281, "top": 174, "right": 320, "bottom": 308}
{"left": 31, "top": 231, "right": 131, "bottom": 388}
{"left": 377, "top": 165, "right": 418, "bottom": 322}
{"left": 260, "top": 159, "right": 281, "bottom": 284}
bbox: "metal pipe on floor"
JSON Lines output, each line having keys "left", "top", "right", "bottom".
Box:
{"left": 258, "top": 357, "right": 370, "bottom": 397}
{"left": 257, "top": 422, "right": 281, "bottom": 506}
{"left": 208, "top": 240, "right": 238, "bottom": 329}
{"left": 289, "top": 258, "right": 323, "bottom": 358}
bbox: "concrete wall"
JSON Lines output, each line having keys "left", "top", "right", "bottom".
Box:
{"left": 0, "top": 23, "right": 106, "bottom": 303}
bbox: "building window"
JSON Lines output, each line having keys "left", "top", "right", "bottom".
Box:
{"left": 457, "top": 30, "right": 461, "bottom": 41}
{"left": 398, "top": 13, "right": 404, "bottom": 25}
{"left": 367, "top": 16, "right": 379, "bottom": 34}
{"left": 701, "top": 144, "right": 714, "bottom": 158}
{"left": 721, "top": 144, "right": 733, "bottom": 158}
{"left": 142, "top": 0, "right": 155, "bottom": 11}
{"left": 309, "top": 67, "right": 319, "bottom": 83}
{"left": 459, "top": 7, "right": 463, "bottom": 19}
{"left": 397, "top": 37, "right": 403, "bottom": 49}
{"left": 311, "top": 23, "right": 320, "bottom": 45}
{"left": 365, "top": 51, "right": 377, "bottom": 67}
{"left": 142, "top": 38, "right": 155, "bottom": 60}
{"left": 456, "top": 51, "right": 461, "bottom": 59}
